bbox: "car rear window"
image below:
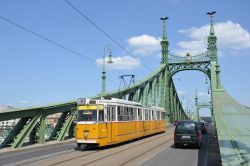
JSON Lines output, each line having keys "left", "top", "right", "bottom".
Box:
{"left": 176, "top": 122, "right": 196, "bottom": 131}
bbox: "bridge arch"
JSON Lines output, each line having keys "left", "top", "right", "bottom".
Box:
{"left": 170, "top": 68, "right": 210, "bottom": 80}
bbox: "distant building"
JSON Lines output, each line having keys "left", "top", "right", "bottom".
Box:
{"left": 46, "top": 113, "right": 61, "bottom": 128}
{"left": 0, "top": 105, "right": 63, "bottom": 130}
{"left": 0, "top": 105, "right": 19, "bottom": 129}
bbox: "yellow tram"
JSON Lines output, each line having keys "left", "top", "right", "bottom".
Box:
{"left": 76, "top": 98, "right": 166, "bottom": 147}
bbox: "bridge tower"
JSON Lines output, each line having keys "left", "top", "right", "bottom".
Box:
{"left": 207, "top": 12, "right": 223, "bottom": 91}
{"left": 194, "top": 91, "right": 212, "bottom": 122}
{"left": 160, "top": 17, "right": 169, "bottom": 64}
{"left": 160, "top": 17, "right": 171, "bottom": 123}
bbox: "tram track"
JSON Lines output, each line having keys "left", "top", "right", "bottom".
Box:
{"left": 81, "top": 133, "right": 172, "bottom": 166}
{"left": 82, "top": 134, "right": 174, "bottom": 166}
{"left": 0, "top": 140, "right": 75, "bottom": 158}
{"left": 7, "top": 145, "right": 98, "bottom": 166}
{"left": 49, "top": 128, "right": 174, "bottom": 166}
{"left": 4, "top": 127, "right": 174, "bottom": 166}
{"left": 119, "top": 137, "right": 173, "bottom": 166}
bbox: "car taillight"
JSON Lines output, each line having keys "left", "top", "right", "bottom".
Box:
{"left": 174, "top": 131, "right": 176, "bottom": 140}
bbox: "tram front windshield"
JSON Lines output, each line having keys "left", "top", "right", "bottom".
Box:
{"left": 78, "top": 110, "right": 97, "bottom": 122}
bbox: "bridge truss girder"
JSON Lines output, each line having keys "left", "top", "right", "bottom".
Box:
{"left": 102, "top": 64, "right": 189, "bottom": 123}
{"left": 166, "top": 56, "right": 212, "bottom": 122}
{"left": 168, "top": 61, "right": 211, "bottom": 78}
{"left": 0, "top": 102, "right": 77, "bottom": 148}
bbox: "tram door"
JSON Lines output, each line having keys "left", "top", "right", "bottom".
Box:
{"left": 107, "top": 105, "right": 115, "bottom": 144}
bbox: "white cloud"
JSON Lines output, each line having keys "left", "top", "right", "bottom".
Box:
{"left": 18, "top": 100, "right": 30, "bottom": 104}
{"left": 177, "top": 21, "right": 250, "bottom": 55}
{"left": 127, "top": 34, "right": 161, "bottom": 56}
{"left": 96, "top": 56, "right": 141, "bottom": 70}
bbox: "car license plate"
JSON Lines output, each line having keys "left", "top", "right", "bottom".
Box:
{"left": 182, "top": 135, "right": 190, "bottom": 139}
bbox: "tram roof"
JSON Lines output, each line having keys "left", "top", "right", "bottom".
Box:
{"left": 98, "top": 98, "right": 142, "bottom": 107}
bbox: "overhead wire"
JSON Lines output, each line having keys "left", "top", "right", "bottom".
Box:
{"left": 64, "top": 0, "right": 154, "bottom": 72}
{"left": 0, "top": 15, "right": 123, "bottom": 75}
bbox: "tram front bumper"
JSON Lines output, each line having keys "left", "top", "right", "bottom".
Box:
{"left": 77, "top": 139, "right": 97, "bottom": 143}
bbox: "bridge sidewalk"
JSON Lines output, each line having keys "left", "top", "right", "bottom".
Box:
{"left": 0, "top": 138, "right": 76, "bottom": 156}
{"left": 207, "top": 123, "right": 222, "bottom": 166}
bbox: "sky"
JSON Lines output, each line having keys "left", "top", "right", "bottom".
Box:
{"left": 0, "top": 0, "right": 250, "bottom": 117}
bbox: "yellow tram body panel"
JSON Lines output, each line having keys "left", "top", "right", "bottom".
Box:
{"left": 76, "top": 120, "right": 166, "bottom": 147}
{"left": 76, "top": 98, "right": 167, "bottom": 147}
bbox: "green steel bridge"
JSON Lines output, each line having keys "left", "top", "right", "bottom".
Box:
{"left": 1, "top": 14, "right": 250, "bottom": 166}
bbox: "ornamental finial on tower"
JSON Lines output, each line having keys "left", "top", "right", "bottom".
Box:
{"left": 160, "top": 17, "right": 169, "bottom": 64}
{"left": 206, "top": 11, "right": 217, "bottom": 61}
{"left": 160, "top": 17, "right": 168, "bottom": 41}
{"left": 207, "top": 11, "right": 216, "bottom": 35}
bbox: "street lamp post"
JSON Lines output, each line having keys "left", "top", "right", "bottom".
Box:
{"left": 101, "top": 45, "right": 113, "bottom": 97}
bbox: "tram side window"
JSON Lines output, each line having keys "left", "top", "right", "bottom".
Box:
{"left": 133, "top": 108, "right": 137, "bottom": 121}
{"left": 124, "top": 107, "right": 128, "bottom": 121}
{"left": 111, "top": 106, "right": 116, "bottom": 121}
{"left": 138, "top": 108, "right": 142, "bottom": 121}
{"left": 157, "top": 111, "right": 160, "bottom": 120}
{"left": 127, "top": 107, "right": 131, "bottom": 121}
{"left": 145, "top": 109, "right": 148, "bottom": 120}
{"left": 99, "top": 110, "right": 104, "bottom": 122}
{"left": 161, "top": 112, "right": 166, "bottom": 120}
{"left": 128, "top": 107, "right": 133, "bottom": 121}
{"left": 106, "top": 106, "right": 116, "bottom": 122}
{"left": 118, "top": 106, "right": 123, "bottom": 121}
{"left": 149, "top": 110, "right": 152, "bottom": 120}
{"left": 107, "top": 106, "right": 111, "bottom": 122}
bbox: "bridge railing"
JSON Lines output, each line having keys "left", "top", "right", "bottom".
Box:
{"left": 168, "top": 52, "right": 209, "bottom": 64}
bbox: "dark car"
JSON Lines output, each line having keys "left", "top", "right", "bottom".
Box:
{"left": 198, "top": 122, "right": 207, "bottom": 134}
{"left": 174, "top": 120, "right": 202, "bottom": 148}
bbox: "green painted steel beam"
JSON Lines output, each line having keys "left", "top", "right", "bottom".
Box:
{"left": 0, "top": 101, "right": 76, "bottom": 121}
{"left": 0, "top": 118, "right": 29, "bottom": 148}
{"left": 11, "top": 113, "right": 42, "bottom": 148}
{"left": 152, "top": 78, "right": 157, "bottom": 106}
{"left": 49, "top": 112, "right": 68, "bottom": 141}
{"left": 68, "top": 123, "right": 76, "bottom": 138}
{"left": 143, "top": 83, "right": 149, "bottom": 106}
{"left": 132, "top": 89, "right": 139, "bottom": 102}
{"left": 160, "top": 69, "right": 165, "bottom": 108}
{"left": 155, "top": 76, "right": 160, "bottom": 107}
{"left": 148, "top": 82, "right": 153, "bottom": 107}
{"left": 38, "top": 113, "right": 46, "bottom": 144}
{"left": 138, "top": 88, "right": 144, "bottom": 104}
{"left": 169, "top": 61, "right": 210, "bottom": 79}
{"left": 169, "top": 81, "right": 174, "bottom": 123}
{"left": 29, "top": 123, "right": 39, "bottom": 144}
{"left": 103, "top": 64, "right": 166, "bottom": 98}
{"left": 57, "top": 108, "right": 77, "bottom": 141}
{"left": 174, "top": 94, "right": 178, "bottom": 121}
